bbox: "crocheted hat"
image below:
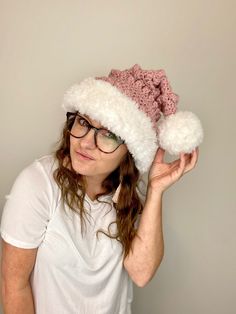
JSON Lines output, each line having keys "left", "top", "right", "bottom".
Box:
{"left": 62, "top": 64, "right": 203, "bottom": 175}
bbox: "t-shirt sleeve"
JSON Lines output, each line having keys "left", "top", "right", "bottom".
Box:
{"left": 0, "top": 160, "right": 54, "bottom": 249}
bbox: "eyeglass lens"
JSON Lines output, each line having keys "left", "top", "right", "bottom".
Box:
{"left": 68, "top": 114, "right": 123, "bottom": 153}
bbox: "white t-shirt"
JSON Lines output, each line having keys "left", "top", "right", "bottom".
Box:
{"left": 0, "top": 155, "right": 138, "bottom": 314}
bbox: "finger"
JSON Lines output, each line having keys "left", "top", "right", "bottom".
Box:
{"left": 155, "top": 147, "right": 165, "bottom": 163}
{"left": 194, "top": 147, "right": 199, "bottom": 163}
{"left": 180, "top": 153, "right": 187, "bottom": 170}
{"left": 175, "top": 150, "right": 193, "bottom": 167}
{"left": 167, "top": 153, "right": 185, "bottom": 172}
{"left": 172, "top": 153, "right": 186, "bottom": 178}
{"left": 192, "top": 147, "right": 199, "bottom": 164}
{"left": 183, "top": 148, "right": 199, "bottom": 173}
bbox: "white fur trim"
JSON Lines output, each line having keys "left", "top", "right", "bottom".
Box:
{"left": 62, "top": 77, "right": 158, "bottom": 174}
{"left": 158, "top": 111, "right": 204, "bottom": 155}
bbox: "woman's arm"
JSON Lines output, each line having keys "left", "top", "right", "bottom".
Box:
{"left": 124, "top": 148, "right": 199, "bottom": 287}
{"left": 123, "top": 188, "right": 164, "bottom": 287}
{"left": 1, "top": 240, "right": 37, "bottom": 314}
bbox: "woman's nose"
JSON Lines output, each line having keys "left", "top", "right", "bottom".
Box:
{"left": 79, "top": 128, "right": 96, "bottom": 149}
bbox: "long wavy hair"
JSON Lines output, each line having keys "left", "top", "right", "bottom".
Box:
{"left": 53, "top": 115, "right": 144, "bottom": 258}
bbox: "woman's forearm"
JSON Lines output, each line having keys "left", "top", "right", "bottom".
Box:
{"left": 2, "top": 282, "right": 35, "bottom": 314}
{"left": 123, "top": 188, "right": 164, "bottom": 287}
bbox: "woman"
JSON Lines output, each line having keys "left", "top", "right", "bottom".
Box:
{"left": 0, "top": 64, "right": 203, "bottom": 313}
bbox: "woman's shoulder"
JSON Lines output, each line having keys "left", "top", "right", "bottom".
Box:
{"left": 34, "top": 154, "right": 58, "bottom": 176}
{"left": 12, "top": 154, "right": 59, "bottom": 193}
{"left": 1, "top": 154, "right": 60, "bottom": 248}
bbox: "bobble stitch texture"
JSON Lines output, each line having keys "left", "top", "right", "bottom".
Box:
{"left": 96, "top": 64, "right": 179, "bottom": 131}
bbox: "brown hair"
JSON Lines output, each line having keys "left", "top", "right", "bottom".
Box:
{"left": 53, "top": 118, "right": 144, "bottom": 258}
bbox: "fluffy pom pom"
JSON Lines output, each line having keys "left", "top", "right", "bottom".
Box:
{"left": 157, "top": 111, "right": 204, "bottom": 155}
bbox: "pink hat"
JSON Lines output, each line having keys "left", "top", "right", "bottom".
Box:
{"left": 62, "top": 64, "right": 203, "bottom": 175}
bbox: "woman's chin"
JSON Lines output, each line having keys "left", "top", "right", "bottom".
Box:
{"left": 71, "top": 161, "right": 90, "bottom": 175}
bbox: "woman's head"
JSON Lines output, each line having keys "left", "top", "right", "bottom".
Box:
{"left": 54, "top": 111, "right": 134, "bottom": 199}
{"left": 68, "top": 111, "right": 128, "bottom": 183}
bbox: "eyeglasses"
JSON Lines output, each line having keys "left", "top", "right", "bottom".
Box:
{"left": 66, "top": 112, "right": 125, "bottom": 153}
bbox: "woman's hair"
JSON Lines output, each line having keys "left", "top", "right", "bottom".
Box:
{"left": 53, "top": 117, "right": 144, "bottom": 258}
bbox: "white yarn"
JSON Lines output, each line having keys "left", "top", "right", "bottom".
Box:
{"left": 158, "top": 111, "right": 204, "bottom": 155}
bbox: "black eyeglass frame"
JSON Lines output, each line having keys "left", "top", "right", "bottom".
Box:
{"left": 66, "top": 112, "right": 125, "bottom": 154}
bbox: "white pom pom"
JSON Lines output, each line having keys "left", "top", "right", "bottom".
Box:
{"left": 157, "top": 111, "right": 204, "bottom": 155}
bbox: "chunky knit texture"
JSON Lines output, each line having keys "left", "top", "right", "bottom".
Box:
{"left": 96, "top": 64, "right": 179, "bottom": 130}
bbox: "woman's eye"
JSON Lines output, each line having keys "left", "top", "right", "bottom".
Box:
{"left": 106, "top": 132, "right": 114, "bottom": 138}
{"left": 102, "top": 130, "right": 117, "bottom": 140}
{"left": 77, "top": 118, "right": 88, "bottom": 126}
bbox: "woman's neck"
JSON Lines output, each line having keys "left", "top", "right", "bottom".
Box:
{"left": 84, "top": 176, "right": 108, "bottom": 201}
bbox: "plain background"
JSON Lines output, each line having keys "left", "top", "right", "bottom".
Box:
{"left": 0, "top": 1, "right": 235, "bottom": 313}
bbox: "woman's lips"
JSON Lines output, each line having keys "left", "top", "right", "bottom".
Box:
{"left": 76, "top": 151, "right": 94, "bottom": 160}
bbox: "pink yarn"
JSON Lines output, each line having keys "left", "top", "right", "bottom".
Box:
{"left": 95, "top": 64, "right": 179, "bottom": 130}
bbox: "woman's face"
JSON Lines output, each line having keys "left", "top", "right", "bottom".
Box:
{"left": 69, "top": 113, "right": 128, "bottom": 180}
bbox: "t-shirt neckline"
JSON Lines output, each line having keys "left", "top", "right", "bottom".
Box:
{"left": 85, "top": 192, "right": 113, "bottom": 205}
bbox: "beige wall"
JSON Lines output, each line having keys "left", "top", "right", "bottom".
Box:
{"left": 0, "top": 0, "right": 235, "bottom": 313}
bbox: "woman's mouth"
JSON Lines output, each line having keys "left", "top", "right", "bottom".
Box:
{"left": 76, "top": 151, "right": 94, "bottom": 161}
